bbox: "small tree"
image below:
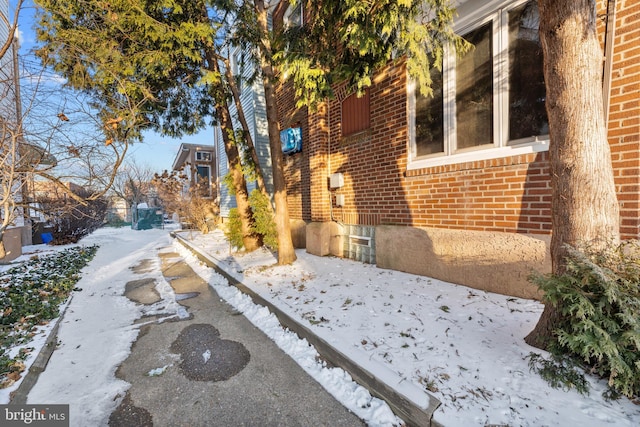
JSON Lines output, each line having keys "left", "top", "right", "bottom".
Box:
{"left": 151, "top": 170, "right": 186, "bottom": 220}
{"left": 152, "top": 169, "right": 218, "bottom": 234}
{"left": 108, "top": 159, "right": 155, "bottom": 210}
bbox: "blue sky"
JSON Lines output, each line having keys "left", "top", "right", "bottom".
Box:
{"left": 12, "top": 0, "right": 215, "bottom": 174}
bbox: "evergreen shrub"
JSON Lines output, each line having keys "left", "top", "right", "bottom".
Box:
{"left": 224, "top": 208, "right": 244, "bottom": 250}
{"left": 248, "top": 189, "right": 277, "bottom": 250}
{"left": 530, "top": 241, "right": 640, "bottom": 398}
{"left": 223, "top": 191, "right": 277, "bottom": 252}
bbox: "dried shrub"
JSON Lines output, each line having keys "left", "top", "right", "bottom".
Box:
{"left": 38, "top": 188, "right": 108, "bottom": 244}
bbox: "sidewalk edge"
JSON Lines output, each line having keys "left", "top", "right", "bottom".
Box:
{"left": 9, "top": 296, "right": 73, "bottom": 404}
{"left": 172, "top": 232, "right": 442, "bottom": 427}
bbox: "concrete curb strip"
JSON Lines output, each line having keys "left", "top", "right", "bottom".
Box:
{"left": 10, "top": 297, "right": 73, "bottom": 404}
{"left": 171, "top": 231, "right": 442, "bottom": 427}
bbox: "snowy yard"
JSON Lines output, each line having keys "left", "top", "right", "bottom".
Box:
{"left": 178, "top": 229, "right": 640, "bottom": 427}
{"left": 1, "top": 226, "right": 639, "bottom": 426}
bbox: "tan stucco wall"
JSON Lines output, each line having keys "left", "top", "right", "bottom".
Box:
{"left": 1, "top": 227, "right": 23, "bottom": 263}
{"left": 306, "top": 222, "right": 331, "bottom": 256}
{"left": 304, "top": 221, "right": 344, "bottom": 257}
{"left": 376, "top": 225, "right": 551, "bottom": 300}
{"left": 297, "top": 221, "right": 551, "bottom": 299}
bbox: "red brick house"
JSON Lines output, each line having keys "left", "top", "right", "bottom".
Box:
{"left": 275, "top": 0, "right": 639, "bottom": 299}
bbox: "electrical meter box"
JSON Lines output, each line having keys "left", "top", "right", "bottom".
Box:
{"left": 329, "top": 173, "right": 344, "bottom": 189}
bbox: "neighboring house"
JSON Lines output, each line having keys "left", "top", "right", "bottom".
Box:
{"left": 107, "top": 195, "right": 131, "bottom": 223}
{"left": 172, "top": 143, "right": 218, "bottom": 200}
{"left": 0, "top": 0, "right": 26, "bottom": 260}
{"left": 214, "top": 47, "right": 274, "bottom": 219}
{"left": 29, "top": 180, "right": 85, "bottom": 221}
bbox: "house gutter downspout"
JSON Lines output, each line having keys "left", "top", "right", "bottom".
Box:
{"left": 602, "top": 0, "right": 617, "bottom": 132}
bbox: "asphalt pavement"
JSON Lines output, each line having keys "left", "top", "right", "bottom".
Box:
{"left": 109, "top": 248, "right": 364, "bottom": 427}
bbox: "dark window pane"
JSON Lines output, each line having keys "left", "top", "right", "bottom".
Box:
{"left": 508, "top": 1, "right": 548, "bottom": 141}
{"left": 456, "top": 22, "right": 493, "bottom": 150}
{"left": 288, "top": 3, "right": 303, "bottom": 27}
{"left": 196, "top": 166, "right": 210, "bottom": 181}
{"left": 196, "top": 166, "right": 211, "bottom": 197}
{"left": 415, "top": 66, "right": 444, "bottom": 156}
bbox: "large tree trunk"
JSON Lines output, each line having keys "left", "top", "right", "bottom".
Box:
{"left": 525, "top": 0, "right": 620, "bottom": 349}
{"left": 254, "top": 0, "right": 297, "bottom": 265}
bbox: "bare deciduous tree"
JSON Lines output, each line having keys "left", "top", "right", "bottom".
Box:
{"left": 1, "top": 3, "right": 135, "bottom": 257}
{"left": 152, "top": 169, "right": 218, "bottom": 234}
{"left": 106, "top": 158, "right": 157, "bottom": 218}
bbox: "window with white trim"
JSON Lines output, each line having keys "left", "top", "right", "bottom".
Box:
{"left": 408, "top": 0, "right": 548, "bottom": 169}
{"left": 195, "top": 151, "right": 212, "bottom": 162}
{"left": 284, "top": 2, "right": 303, "bottom": 28}
{"left": 231, "top": 51, "right": 244, "bottom": 95}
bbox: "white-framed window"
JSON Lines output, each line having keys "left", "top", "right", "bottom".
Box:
{"left": 284, "top": 1, "right": 303, "bottom": 28}
{"left": 231, "top": 50, "right": 244, "bottom": 95}
{"left": 408, "top": 0, "right": 548, "bottom": 170}
{"left": 195, "top": 151, "right": 212, "bottom": 162}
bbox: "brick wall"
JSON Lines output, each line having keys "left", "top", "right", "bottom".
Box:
{"left": 327, "top": 62, "right": 416, "bottom": 226}
{"left": 605, "top": 0, "right": 640, "bottom": 239}
{"left": 404, "top": 153, "right": 552, "bottom": 233}
{"left": 277, "top": 79, "right": 312, "bottom": 221}
{"left": 276, "top": 1, "right": 639, "bottom": 239}
{"left": 315, "top": 61, "right": 554, "bottom": 234}
{"left": 307, "top": 104, "right": 331, "bottom": 222}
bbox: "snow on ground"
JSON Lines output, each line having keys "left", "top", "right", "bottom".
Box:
{"left": 176, "top": 229, "right": 640, "bottom": 427}
{"left": 0, "top": 227, "right": 182, "bottom": 425}
{"left": 1, "top": 226, "right": 401, "bottom": 426}
{"left": 1, "top": 226, "right": 639, "bottom": 427}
